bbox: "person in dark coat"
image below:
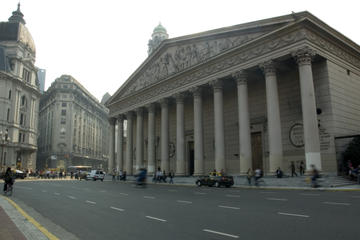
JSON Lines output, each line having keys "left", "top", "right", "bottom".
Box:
{"left": 3, "top": 167, "right": 14, "bottom": 192}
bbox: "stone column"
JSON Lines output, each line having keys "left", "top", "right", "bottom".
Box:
{"left": 210, "top": 79, "right": 226, "bottom": 172}
{"left": 175, "top": 93, "right": 185, "bottom": 176}
{"left": 160, "top": 99, "right": 169, "bottom": 173}
{"left": 108, "top": 118, "right": 116, "bottom": 172}
{"left": 293, "top": 47, "right": 322, "bottom": 171}
{"left": 135, "top": 108, "right": 144, "bottom": 171}
{"left": 233, "top": 71, "right": 252, "bottom": 174}
{"left": 261, "top": 61, "right": 283, "bottom": 173}
{"left": 147, "top": 103, "right": 156, "bottom": 175}
{"left": 116, "top": 115, "right": 124, "bottom": 171}
{"left": 125, "top": 112, "right": 134, "bottom": 175}
{"left": 190, "top": 87, "right": 204, "bottom": 176}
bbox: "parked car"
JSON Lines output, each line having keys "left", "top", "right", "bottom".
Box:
{"left": 86, "top": 170, "right": 105, "bottom": 181}
{"left": 196, "top": 175, "right": 234, "bottom": 188}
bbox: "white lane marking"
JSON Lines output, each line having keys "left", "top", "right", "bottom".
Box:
{"left": 41, "top": 190, "right": 47, "bottom": 193}
{"left": 278, "top": 212, "right": 310, "bottom": 218}
{"left": 266, "top": 198, "right": 288, "bottom": 201}
{"left": 99, "top": 190, "right": 106, "bottom": 193}
{"left": 119, "top": 193, "right": 129, "bottom": 196}
{"left": 218, "top": 205, "right": 240, "bottom": 210}
{"left": 145, "top": 216, "right": 167, "bottom": 222}
{"left": 86, "top": 200, "right": 96, "bottom": 205}
{"left": 110, "top": 206, "right": 124, "bottom": 212}
{"left": 144, "top": 196, "right": 155, "bottom": 199}
{"left": 16, "top": 186, "right": 33, "bottom": 190}
{"left": 177, "top": 200, "right": 192, "bottom": 204}
{"left": 300, "top": 193, "right": 320, "bottom": 196}
{"left": 194, "top": 192, "right": 206, "bottom": 195}
{"left": 323, "top": 201, "right": 351, "bottom": 206}
{"left": 226, "top": 194, "right": 240, "bottom": 198}
{"left": 260, "top": 191, "right": 276, "bottom": 194}
{"left": 54, "top": 192, "right": 60, "bottom": 195}
{"left": 68, "top": 196, "right": 76, "bottom": 199}
{"left": 203, "top": 229, "right": 239, "bottom": 238}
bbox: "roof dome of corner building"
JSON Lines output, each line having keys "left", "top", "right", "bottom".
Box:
{"left": 153, "top": 23, "right": 167, "bottom": 34}
{"left": 0, "top": 4, "right": 36, "bottom": 54}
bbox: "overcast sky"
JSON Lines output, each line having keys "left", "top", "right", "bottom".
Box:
{"left": 1, "top": 0, "right": 359, "bottom": 101}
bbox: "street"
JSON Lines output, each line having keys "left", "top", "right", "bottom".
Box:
{"left": 10, "top": 180, "right": 360, "bottom": 240}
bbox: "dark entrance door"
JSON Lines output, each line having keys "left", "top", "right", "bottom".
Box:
{"left": 188, "top": 141, "right": 194, "bottom": 175}
{"left": 251, "top": 132, "right": 263, "bottom": 170}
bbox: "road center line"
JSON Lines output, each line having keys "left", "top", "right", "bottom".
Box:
{"left": 278, "top": 212, "right": 310, "bottom": 218}
{"left": 266, "top": 198, "right": 288, "bottom": 201}
{"left": 203, "top": 229, "right": 239, "bottom": 238}
{"left": 145, "top": 216, "right": 167, "bottom": 222}
{"left": 54, "top": 192, "right": 60, "bottom": 195}
{"left": 86, "top": 200, "right": 96, "bottom": 205}
{"left": 300, "top": 193, "right": 320, "bottom": 196}
{"left": 218, "top": 205, "right": 240, "bottom": 210}
{"left": 41, "top": 190, "right": 47, "bottom": 193}
{"left": 226, "top": 194, "right": 241, "bottom": 198}
{"left": 119, "top": 193, "right": 129, "bottom": 196}
{"left": 68, "top": 196, "right": 76, "bottom": 199}
{"left": 323, "top": 201, "right": 350, "bottom": 206}
{"left": 177, "top": 200, "right": 192, "bottom": 204}
{"left": 144, "top": 196, "right": 155, "bottom": 199}
{"left": 16, "top": 186, "right": 33, "bottom": 190}
{"left": 110, "top": 206, "right": 124, "bottom": 212}
{"left": 194, "top": 192, "right": 206, "bottom": 195}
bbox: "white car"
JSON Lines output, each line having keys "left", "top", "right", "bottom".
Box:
{"left": 86, "top": 170, "right": 105, "bottom": 181}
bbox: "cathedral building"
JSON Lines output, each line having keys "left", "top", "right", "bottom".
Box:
{"left": 106, "top": 12, "right": 360, "bottom": 176}
{"left": 0, "top": 4, "right": 40, "bottom": 172}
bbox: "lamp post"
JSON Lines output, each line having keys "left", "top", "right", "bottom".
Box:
{"left": 0, "top": 130, "right": 11, "bottom": 172}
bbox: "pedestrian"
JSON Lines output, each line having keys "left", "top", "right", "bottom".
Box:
{"left": 70, "top": 171, "right": 73, "bottom": 179}
{"left": 162, "top": 170, "right": 167, "bottom": 183}
{"left": 156, "top": 168, "right": 162, "bottom": 182}
{"left": 246, "top": 168, "right": 253, "bottom": 185}
{"left": 254, "top": 168, "right": 262, "bottom": 186}
{"left": 118, "top": 170, "right": 122, "bottom": 181}
{"left": 310, "top": 164, "right": 320, "bottom": 188}
{"left": 112, "top": 168, "right": 116, "bottom": 182}
{"left": 290, "top": 162, "right": 297, "bottom": 177}
{"left": 169, "top": 171, "right": 174, "bottom": 184}
{"left": 276, "top": 167, "right": 283, "bottom": 178}
{"left": 299, "top": 161, "right": 305, "bottom": 176}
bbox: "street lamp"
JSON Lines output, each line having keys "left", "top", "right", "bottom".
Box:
{"left": 0, "top": 130, "right": 11, "bottom": 172}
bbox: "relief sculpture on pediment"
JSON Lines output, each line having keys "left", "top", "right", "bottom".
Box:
{"left": 122, "top": 33, "right": 263, "bottom": 96}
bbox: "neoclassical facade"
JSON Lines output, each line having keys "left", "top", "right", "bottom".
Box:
{"left": 37, "top": 75, "right": 110, "bottom": 171}
{"left": 106, "top": 12, "right": 360, "bottom": 176}
{"left": 0, "top": 5, "right": 40, "bottom": 172}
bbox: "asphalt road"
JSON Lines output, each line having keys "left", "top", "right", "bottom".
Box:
{"left": 10, "top": 179, "right": 360, "bottom": 240}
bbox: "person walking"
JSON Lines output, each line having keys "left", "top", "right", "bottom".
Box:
{"left": 246, "top": 168, "right": 253, "bottom": 185}
{"left": 3, "top": 167, "right": 14, "bottom": 193}
{"left": 168, "top": 171, "right": 174, "bottom": 184}
{"left": 290, "top": 162, "right": 298, "bottom": 177}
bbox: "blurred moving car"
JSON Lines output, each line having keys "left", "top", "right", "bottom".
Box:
{"left": 196, "top": 175, "right": 234, "bottom": 188}
{"left": 0, "top": 169, "right": 26, "bottom": 179}
{"left": 86, "top": 170, "right": 105, "bottom": 181}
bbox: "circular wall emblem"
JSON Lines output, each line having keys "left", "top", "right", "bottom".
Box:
{"left": 289, "top": 123, "right": 304, "bottom": 148}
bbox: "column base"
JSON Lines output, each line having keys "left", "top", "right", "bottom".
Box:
{"left": 305, "top": 152, "right": 322, "bottom": 171}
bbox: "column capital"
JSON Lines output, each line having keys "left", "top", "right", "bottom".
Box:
{"left": 136, "top": 107, "right": 144, "bottom": 115}
{"left": 259, "top": 60, "right": 276, "bottom": 77}
{"left": 209, "top": 79, "right": 223, "bottom": 91}
{"left": 189, "top": 86, "right": 202, "bottom": 98}
{"left": 117, "top": 114, "right": 125, "bottom": 121}
{"left": 174, "top": 92, "right": 185, "bottom": 103}
{"left": 108, "top": 117, "right": 116, "bottom": 125}
{"left": 159, "top": 98, "right": 169, "bottom": 108}
{"left": 292, "top": 47, "right": 316, "bottom": 66}
{"left": 232, "top": 70, "right": 248, "bottom": 85}
{"left": 146, "top": 103, "right": 156, "bottom": 113}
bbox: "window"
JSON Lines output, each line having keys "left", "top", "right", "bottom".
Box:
{"left": 22, "top": 133, "right": 25, "bottom": 142}
{"left": 22, "top": 68, "right": 31, "bottom": 83}
{"left": 7, "top": 108, "right": 10, "bottom": 121}
{"left": 61, "top": 118, "right": 66, "bottom": 124}
{"left": 20, "top": 113, "right": 24, "bottom": 125}
{"left": 21, "top": 96, "right": 27, "bottom": 106}
{"left": 8, "top": 90, "right": 11, "bottom": 100}
{"left": 61, "top": 110, "right": 66, "bottom": 116}
{"left": 62, "top": 102, "right": 67, "bottom": 107}
{"left": 18, "top": 133, "right": 22, "bottom": 142}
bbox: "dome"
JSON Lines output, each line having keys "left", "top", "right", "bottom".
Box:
{"left": 153, "top": 23, "right": 167, "bottom": 35}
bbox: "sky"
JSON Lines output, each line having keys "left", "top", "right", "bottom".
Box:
{"left": 1, "top": 0, "right": 360, "bottom": 101}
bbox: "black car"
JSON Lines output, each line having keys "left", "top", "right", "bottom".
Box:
{"left": 196, "top": 175, "right": 234, "bottom": 188}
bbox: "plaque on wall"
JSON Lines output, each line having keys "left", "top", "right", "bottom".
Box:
{"left": 289, "top": 123, "right": 304, "bottom": 148}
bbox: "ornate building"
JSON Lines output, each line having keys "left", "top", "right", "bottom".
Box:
{"left": 106, "top": 12, "right": 360, "bottom": 176}
{"left": 0, "top": 4, "right": 40, "bottom": 172}
{"left": 37, "top": 75, "right": 109, "bottom": 171}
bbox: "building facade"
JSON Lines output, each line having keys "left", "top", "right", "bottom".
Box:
{"left": 106, "top": 12, "right": 360, "bottom": 176}
{"left": 0, "top": 4, "right": 40, "bottom": 172}
{"left": 37, "top": 69, "right": 46, "bottom": 94}
{"left": 37, "top": 75, "right": 109, "bottom": 171}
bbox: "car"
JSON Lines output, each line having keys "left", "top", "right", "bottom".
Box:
{"left": 196, "top": 175, "right": 234, "bottom": 188}
{"left": 86, "top": 170, "right": 105, "bottom": 181}
{"left": 14, "top": 169, "right": 27, "bottom": 179}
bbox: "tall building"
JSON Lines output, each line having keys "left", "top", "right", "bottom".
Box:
{"left": 37, "top": 75, "right": 110, "bottom": 171}
{"left": 37, "top": 68, "right": 46, "bottom": 93}
{"left": 106, "top": 12, "right": 360, "bottom": 176}
{"left": 0, "top": 4, "right": 40, "bottom": 172}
